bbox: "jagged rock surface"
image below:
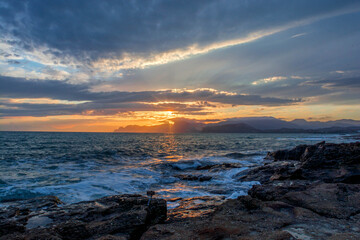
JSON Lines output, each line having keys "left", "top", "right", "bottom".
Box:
{"left": 240, "top": 141, "right": 360, "bottom": 184}
{"left": 0, "top": 194, "right": 166, "bottom": 240}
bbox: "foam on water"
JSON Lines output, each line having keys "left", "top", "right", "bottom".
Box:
{"left": 1, "top": 132, "right": 358, "bottom": 205}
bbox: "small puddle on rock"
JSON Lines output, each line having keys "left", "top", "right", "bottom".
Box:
{"left": 26, "top": 215, "right": 53, "bottom": 229}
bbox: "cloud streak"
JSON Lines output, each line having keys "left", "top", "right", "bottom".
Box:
{"left": 0, "top": 76, "right": 299, "bottom": 117}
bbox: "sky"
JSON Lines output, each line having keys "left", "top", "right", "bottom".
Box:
{"left": 0, "top": 0, "right": 360, "bottom": 132}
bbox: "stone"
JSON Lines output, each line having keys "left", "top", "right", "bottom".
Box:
{"left": 175, "top": 174, "right": 212, "bottom": 182}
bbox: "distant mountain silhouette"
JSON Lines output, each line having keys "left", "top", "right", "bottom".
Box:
{"left": 201, "top": 122, "right": 258, "bottom": 133}
{"left": 291, "top": 119, "right": 360, "bottom": 129}
{"left": 114, "top": 117, "right": 360, "bottom": 133}
{"left": 114, "top": 118, "right": 203, "bottom": 133}
{"left": 219, "top": 117, "right": 298, "bottom": 130}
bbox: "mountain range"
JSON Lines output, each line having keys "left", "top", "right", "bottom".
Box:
{"left": 114, "top": 117, "right": 360, "bottom": 133}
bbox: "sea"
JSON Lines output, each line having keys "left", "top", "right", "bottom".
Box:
{"left": 0, "top": 132, "right": 358, "bottom": 207}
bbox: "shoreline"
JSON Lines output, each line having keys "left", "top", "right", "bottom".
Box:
{"left": 1, "top": 141, "right": 359, "bottom": 239}
{"left": 144, "top": 141, "right": 360, "bottom": 239}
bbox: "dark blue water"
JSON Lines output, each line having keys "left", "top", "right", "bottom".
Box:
{"left": 0, "top": 132, "right": 357, "bottom": 205}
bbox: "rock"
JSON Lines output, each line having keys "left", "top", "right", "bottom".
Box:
{"left": 0, "top": 194, "right": 166, "bottom": 240}
{"left": 175, "top": 174, "right": 212, "bottom": 182}
{"left": 168, "top": 196, "right": 225, "bottom": 221}
{"left": 300, "top": 142, "right": 360, "bottom": 168}
{"left": 283, "top": 183, "right": 360, "bottom": 219}
{"left": 0, "top": 220, "right": 26, "bottom": 237}
{"left": 0, "top": 195, "right": 62, "bottom": 211}
{"left": 265, "top": 144, "right": 310, "bottom": 161}
{"left": 248, "top": 181, "right": 310, "bottom": 201}
{"left": 266, "top": 141, "right": 360, "bottom": 168}
{"left": 196, "top": 162, "right": 243, "bottom": 171}
{"left": 224, "top": 152, "right": 259, "bottom": 159}
{"left": 26, "top": 216, "right": 53, "bottom": 229}
{"left": 236, "top": 160, "right": 300, "bottom": 183}
{"left": 143, "top": 193, "right": 360, "bottom": 239}
{"left": 256, "top": 142, "right": 360, "bottom": 184}
{"left": 250, "top": 182, "right": 360, "bottom": 219}
{"left": 142, "top": 195, "right": 299, "bottom": 239}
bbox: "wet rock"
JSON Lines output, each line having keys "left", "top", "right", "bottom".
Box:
{"left": 250, "top": 142, "right": 360, "bottom": 184}
{"left": 26, "top": 216, "right": 53, "bottom": 229}
{"left": 0, "top": 194, "right": 166, "bottom": 240}
{"left": 196, "top": 163, "right": 243, "bottom": 171}
{"left": 175, "top": 174, "right": 212, "bottom": 182}
{"left": 266, "top": 141, "right": 360, "bottom": 168}
{"left": 236, "top": 160, "right": 300, "bottom": 183}
{"left": 168, "top": 196, "right": 225, "bottom": 221}
{"left": 224, "top": 152, "right": 259, "bottom": 159}
{"left": 265, "top": 144, "right": 310, "bottom": 161}
{"left": 0, "top": 195, "right": 62, "bottom": 211}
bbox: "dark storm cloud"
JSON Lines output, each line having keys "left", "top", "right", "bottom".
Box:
{"left": 0, "top": 76, "right": 299, "bottom": 116}
{"left": 0, "top": 0, "right": 359, "bottom": 61}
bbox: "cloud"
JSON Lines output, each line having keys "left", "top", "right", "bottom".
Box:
{"left": 0, "top": 76, "right": 95, "bottom": 100}
{"left": 0, "top": 76, "right": 299, "bottom": 117}
{"left": 319, "top": 77, "right": 360, "bottom": 89}
{"left": 300, "top": 75, "right": 360, "bottom": 90}
{"left": 291, "top": 32, "right": 308, "bottom": 38}
{"left": 0, "top": 0, "right": 359, "bottom": 73}
{"left": 251, "top": 75, "right": 311, "bottom": 85}
{"left": 252, "top": 76, "right": 288, "bottom": 85}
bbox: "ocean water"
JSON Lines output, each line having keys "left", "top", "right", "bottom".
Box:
{"left": 0, "top": 132, "right": 358, "bottom": 206}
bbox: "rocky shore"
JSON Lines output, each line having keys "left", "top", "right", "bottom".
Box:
{"left": 143, "top": 141, "right": 360, "bottom": 240}
{"left": 1, "top": 141, "right": 359, "bottom": 239}
{"left": 0, "top": 195, "right": 167, "bottom": 240}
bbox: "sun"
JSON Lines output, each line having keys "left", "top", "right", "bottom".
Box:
{"left": 165, "top": 111, "right": 174, "bottom": 118}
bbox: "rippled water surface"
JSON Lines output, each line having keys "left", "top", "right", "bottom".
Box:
{"left": 0, "top": 132, "right": 357, "bottom": 204}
